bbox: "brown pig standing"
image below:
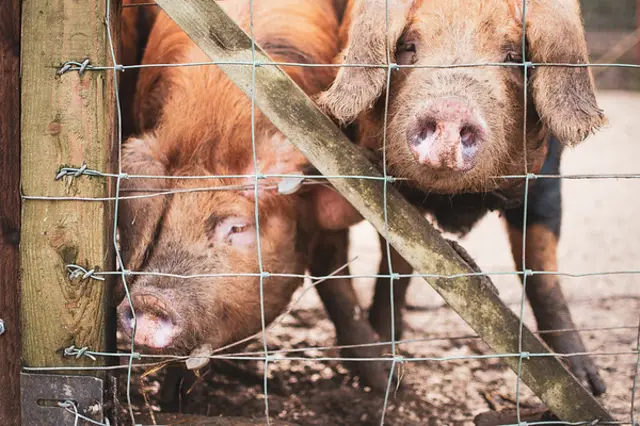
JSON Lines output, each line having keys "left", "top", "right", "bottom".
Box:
{"left": 116, "top": 0, "right": 393, "bottom": 405}
{"left": 316, "top": 0, "right": 607, "bottom": 395}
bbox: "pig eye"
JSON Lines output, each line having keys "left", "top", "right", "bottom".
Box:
{"left": 396, "top": 41, "right": 417, "bottom": 66}
{"left": 230, "top": 224, "right": 247, "bottom": 234}
{"left": 213, "top": 217, "right": 255, "bottom": 247}
{"left": 504, "top": 51, "right": 522, "bottom": 63}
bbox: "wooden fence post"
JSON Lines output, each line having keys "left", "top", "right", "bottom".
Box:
{"left": 20, "top": 0, "right": 119, "bottom": 423}
{"left": 0, "top": 1, "right": 23, "bottom": 425}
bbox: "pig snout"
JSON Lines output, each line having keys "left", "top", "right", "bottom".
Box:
{"left": 118, "top": 293, "right": 180, "bottom": 349}
{"left": 406, "top": 98, "right": 486, "bottom": 172}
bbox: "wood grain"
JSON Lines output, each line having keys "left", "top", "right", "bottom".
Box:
{"left": 156, "top": 0, "right": 613, "bottom": 422}
{"left": 20, "top": 0, "right": 118, "bottom": 375}
{"left": 0, "top": 0, "right": 22, "bottom": 424}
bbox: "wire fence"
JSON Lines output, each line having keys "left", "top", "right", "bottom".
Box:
{"left": 19, "top": 0, "right": 640, "bottom": 425}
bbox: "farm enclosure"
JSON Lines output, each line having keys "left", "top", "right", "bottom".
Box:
{"left": 2, "top": 0, "right": 640, "bottom": 425}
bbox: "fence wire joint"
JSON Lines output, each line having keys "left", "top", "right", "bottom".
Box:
{"left": 67, "top": 264, "right": 105, "bottom": 282}
{"left": 58, "top": 58, "right": 92, "bottom": 76}
{"left": 64, "top": 345, "right": 97, "bottom": 361}
{"left": 56, "top": 164, "right": 105, "bottom": 180}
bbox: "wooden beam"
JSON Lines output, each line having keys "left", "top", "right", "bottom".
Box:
{"left": 0, "top": 1, "right": 22, "bottom": 424}
{"left": 20, "top": 0, "right": 118, "bottom": 378}
{"left": 156, "top": 0, "right": 613, "bottom": 422}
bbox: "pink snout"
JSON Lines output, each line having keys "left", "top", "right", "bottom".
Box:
{"left": 118, "top": 293, "right": 179, "bottom": 349}
{"left": 406, "top": 99, "right": 486, "bottom": 172}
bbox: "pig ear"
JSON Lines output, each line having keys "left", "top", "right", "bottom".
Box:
{"left": 523, "top": 0, "right": 606, "bottom": 146}
{"left": 315, "top": 0, "right": 414, "bottom": 125}
{"left": 118, "top": 134, "right": 169, "bottom": 273}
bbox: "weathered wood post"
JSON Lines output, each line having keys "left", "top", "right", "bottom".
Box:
{"left": 20, "top": 0, "right": 119, "bottom": 424}
{"left": 0, "top": 1, "right": 22, "bottom": 425}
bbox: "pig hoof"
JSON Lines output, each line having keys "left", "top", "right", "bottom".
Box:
{"left": 342, "top": 349, "right": 397, "bottom": 393}
{"left": 335, "top": 320, "right": 398, "bottom": 393}
{"left": 568, "top": 355, "right": 606, "bottom": 396}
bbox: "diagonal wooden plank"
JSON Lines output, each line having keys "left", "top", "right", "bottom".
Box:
{"left": 156, "top": 0, "right": 613, "bottom": 422}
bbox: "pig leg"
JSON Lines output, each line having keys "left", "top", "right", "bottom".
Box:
{"left": 368, "top": 233, "right": 412, "bottom": 342}
{"left": 158, "top": 364, "right": 196, "bottom": 412}
{"left": 311, "top": 229, "right": 395, "bottom": 392}
{"left": 504, "top": 137, "right": 605, "bottom": 396}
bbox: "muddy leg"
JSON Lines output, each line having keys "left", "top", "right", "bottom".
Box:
{"left": 368, "top": 233, "right": 412, "bottom": 342}
{"left": 159, "top": 364, "right": 196, "bottom": 412}
{"left": 311, "top": 229, "right": 393, "bottom": 392}
{"left": 504, "top": 137, "right": 605, "bottom": 396}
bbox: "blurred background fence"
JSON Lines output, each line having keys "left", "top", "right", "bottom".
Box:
{"left": 582, "top": 0, "right": 640, "bottom": 90}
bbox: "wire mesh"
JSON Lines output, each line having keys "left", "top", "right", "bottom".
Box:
{"left": 20, "top": 0, "right": 640, "bottom": 425}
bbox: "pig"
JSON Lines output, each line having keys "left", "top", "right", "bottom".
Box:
{"left": 313, "top": 0, "right": 607, "bottom": 395}
{"left": 115, "top": 0, "right": 392, "bottom": 402}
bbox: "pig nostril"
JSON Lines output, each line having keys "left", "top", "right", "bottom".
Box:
{"left": 418, "top": 121, "right": 437, "bottom": 142}
{"left": 460, "top": 126, "right": 477, "bottom": 148}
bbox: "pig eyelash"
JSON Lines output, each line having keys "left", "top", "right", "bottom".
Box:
{"left": 230, "top": 224, "right": 248, "bottom": 234}
{"left": 212, "top": 217, "right": 255, "bottom": 247}
{"left": 504, "top": 51, "right": 522, "bottom": 63}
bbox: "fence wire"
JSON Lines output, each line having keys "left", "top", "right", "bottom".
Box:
{"left": 19, "top": 0, "right": 640, "bottom": 425}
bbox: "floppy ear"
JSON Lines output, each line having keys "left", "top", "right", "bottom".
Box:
{"left": 523, "top": 0, "right": 606, "bottom": 146}
{"left": 315, "top": 0, "right": 414, "bottom": 125}
{"left": 118, "top": 134, "right": 169, "bottom": 274}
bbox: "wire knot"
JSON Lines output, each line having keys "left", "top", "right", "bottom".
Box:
{"left": 58, "top": 59, "right": 92, "bottom": 76}
{"left": 390, "top": 273, "right": 401, "bottom": 281}
{"left": 523, "top": 269, "right": 534, "bottom": 277}
{"left": 523, "top": 61, "right": 534, "bottom": 69}
{"left": 389, "top": 63, "right": 400, "bottom": 71}
{"left": 525, "top": 173, "right": 537, "bottom": 180}
{"left": 385, "top": 175, "right": 397, "bottom": 183}
{"left": 64, "top": 345, "right": 97, "bottom": 361}
{"left": 393, "top": 355, "right": 405, "bottom": 364}
{"left": 260, "top": 271, "right": 271, "bottom": 279}
{"left": 56, "top": 164, "right": 104, "bottom": 180}
{"left": 67, "top": 264, "right": 105, "bottom": 282}
{"left": 519, "top": 351, "right": 531, "bottom": 360}
{"left": 58, "top": 399, "right": 111, "bottom": 426}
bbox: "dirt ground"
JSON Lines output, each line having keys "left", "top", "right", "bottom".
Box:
{"left": 118, "top": 90, "right": 640, "bottom": 425}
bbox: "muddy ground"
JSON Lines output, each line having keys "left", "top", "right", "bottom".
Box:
{"left": 118, "top": 91, "right": 640, "bottom": 425}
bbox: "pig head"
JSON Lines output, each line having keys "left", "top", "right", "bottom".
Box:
{"left": 318, "top": 0, "right": 606, "bottom": 194}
